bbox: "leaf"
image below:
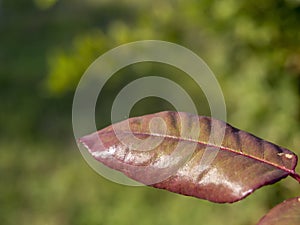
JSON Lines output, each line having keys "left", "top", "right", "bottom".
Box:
{"left": 257, "top": 197, "right": 300, "bottom": 225}
{"left": 79, "top": 111, "right": 299, "bottom": 203}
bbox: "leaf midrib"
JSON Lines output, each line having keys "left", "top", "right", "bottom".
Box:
{"left": 106, "top": 129, "right": 296, "bottom": 175}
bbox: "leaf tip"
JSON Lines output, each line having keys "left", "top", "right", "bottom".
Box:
{"left": 76, "top": 135, "right": 92, "bottom": 152}
{"left": 77, "top": 137, "right": 85, "bottom": 146}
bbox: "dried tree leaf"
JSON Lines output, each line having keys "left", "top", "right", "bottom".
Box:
{"left": 257, "top": 197, "right": 300, "bottom": 225}
{"left": 79, "top": 111, "right": 298, "bottom": 203}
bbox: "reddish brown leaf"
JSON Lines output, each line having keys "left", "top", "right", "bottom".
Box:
{"left": 257, "top": 197, "right": 300, "bottom": 225}
{"left": 79, "top": 111, "right": 298, "bottom": 203}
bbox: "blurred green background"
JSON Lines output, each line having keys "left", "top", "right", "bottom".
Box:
{"left": 1, "top": 0, "right": 300, "bottom": 224}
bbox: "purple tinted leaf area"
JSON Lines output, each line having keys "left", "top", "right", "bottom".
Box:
{"left": 79, "top": 111, "right": 298, "bottom": 203}
{"left": 257, "top": 197, "right": 300, "bottom": 225}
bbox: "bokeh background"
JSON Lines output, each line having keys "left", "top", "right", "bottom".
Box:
{"left": 1, "top": 0, "right": 300, "bottom": 224}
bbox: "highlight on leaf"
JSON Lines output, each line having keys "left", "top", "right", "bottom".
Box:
{"left": 79, "top": 111, "right": 299, "bottom": 203}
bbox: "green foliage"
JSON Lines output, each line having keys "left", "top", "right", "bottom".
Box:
{"left": 1, "top": 0, "right": 300, "bottom": 224}
{"left": 0, "top": 142, "right": 283, "bottom": 225}
{"left": 46, "top": 30, "right": 108, "bottom": 94}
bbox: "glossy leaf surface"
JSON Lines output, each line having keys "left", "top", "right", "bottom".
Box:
{"left": 79, "top": 111, "right": 298, "bottom": 203}
{"left": 257, "top": 197, "right": 300, "bottom": 225}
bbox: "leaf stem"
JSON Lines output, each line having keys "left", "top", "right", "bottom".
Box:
{"left": 290, "top": 172, "right": 300, "bottom": 183}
